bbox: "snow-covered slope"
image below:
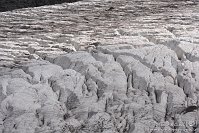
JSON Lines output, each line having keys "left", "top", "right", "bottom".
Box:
{"left": 0, "top": 0, "right": 199, "bottom": 132}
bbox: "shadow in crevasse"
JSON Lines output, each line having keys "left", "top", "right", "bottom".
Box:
{"left": 0, "top": 0, "right": 82, "bottom": 12}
